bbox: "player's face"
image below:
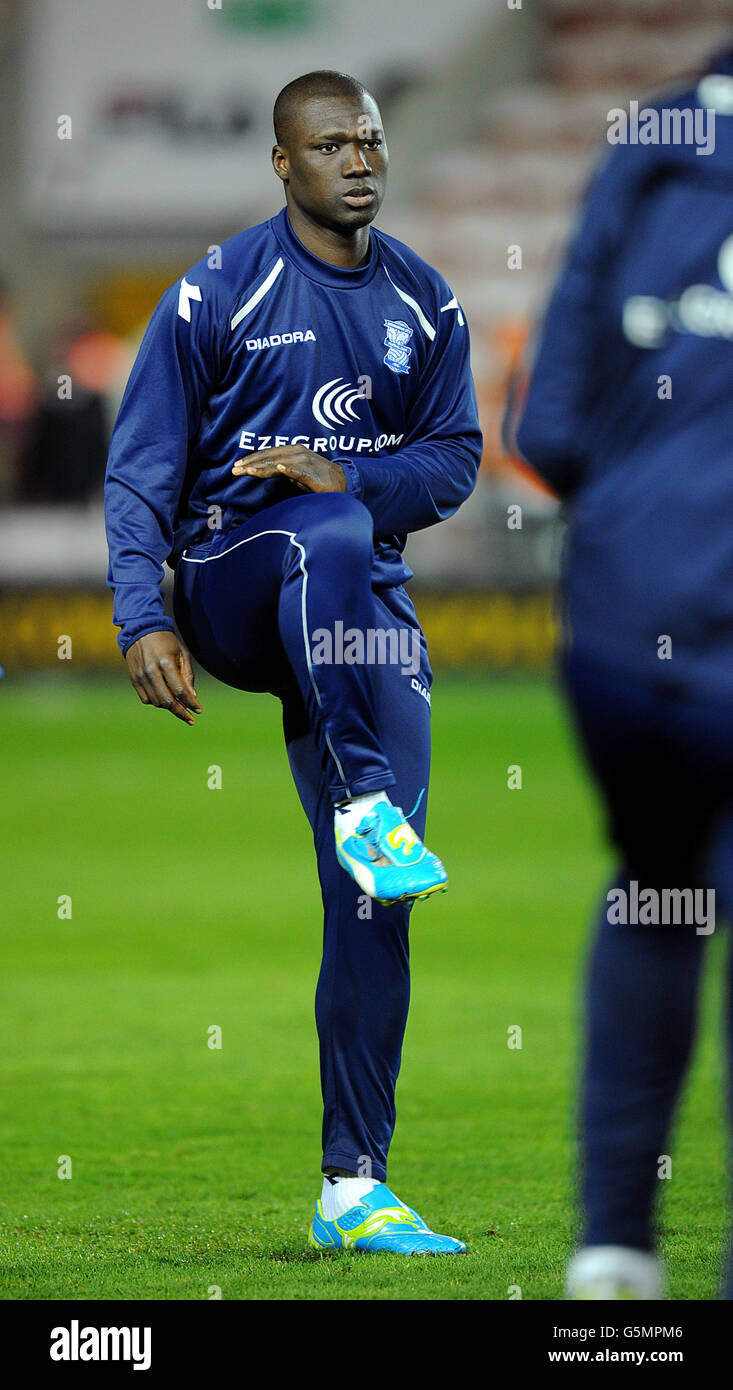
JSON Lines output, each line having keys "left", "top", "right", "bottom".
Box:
{"left": 274, "top": 95, "right": 387, "bottom": 232}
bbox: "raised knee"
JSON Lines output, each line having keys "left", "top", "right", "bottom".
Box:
{"left": 299, "top": 491, "right": 373, "bottom": 550}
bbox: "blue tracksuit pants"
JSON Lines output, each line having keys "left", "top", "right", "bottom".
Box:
{"left": 562, "top": 645, "right": 733, "bottom": 1289}
{"left": 172, "top": 491, "right": 433, "bottom": 1180}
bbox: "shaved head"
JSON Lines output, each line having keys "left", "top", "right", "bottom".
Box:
{"left": 270, "top": 69, "right": 387, "bottom": 258}
{"left": 273, "top": 70, "right": 373, "bottom": 148}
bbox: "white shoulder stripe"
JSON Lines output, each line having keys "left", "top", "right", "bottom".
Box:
{"left": 440, "top": 295, "right": 465, "bottom": 326}
{"left": 230, "top": 257, "right": 285, "bottom": 331}
{"left": 384, "top": 268, "right": 436, "bottom": 341}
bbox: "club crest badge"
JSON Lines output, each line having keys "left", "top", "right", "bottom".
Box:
{"left": 383, "top": 319, "right": 413, "bottom": 374}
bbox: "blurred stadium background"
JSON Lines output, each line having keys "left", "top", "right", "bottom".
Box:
{"left": 3, "top": 0, "right": 732, "bottom": 1301}
{"left": 5, "top": 0, "right": 733, "bottom": 669}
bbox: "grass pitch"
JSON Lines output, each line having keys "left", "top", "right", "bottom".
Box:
{"left": 0, "top": 670, "right": 727, "bottom": 1300}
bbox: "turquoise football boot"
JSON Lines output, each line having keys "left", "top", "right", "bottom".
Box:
{"left": 309, "top": 1182, "right": 466, "bottom": 1254}
{"left": 334, "top": 801, "right": 447, "bottom": 906}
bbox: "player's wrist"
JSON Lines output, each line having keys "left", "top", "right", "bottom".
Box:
{"left": 335, "top": 458, "right": 362, "bottom": 498}
{"left": 329, "top": 459, "right": 347, "bottom": 492}
{"left": 121, "top": 622, "right": 176, "bottom": 658}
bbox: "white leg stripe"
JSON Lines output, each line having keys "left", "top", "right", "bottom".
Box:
{"left": 181, "top": 527, "right": 350, "bottom": 793}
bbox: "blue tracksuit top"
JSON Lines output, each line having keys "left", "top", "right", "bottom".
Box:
{"left": 513, "top": 50, "right": 733, "bottom": 699}
{"left": 104, "top": 204, "right": 482, "bottom": 654}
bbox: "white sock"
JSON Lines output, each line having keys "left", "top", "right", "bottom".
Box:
{"left": 334, "top": 791, "right": 392, "bottom": 838}
{"left": 320, "top": 1173, "right": 378, "bottom": 1221}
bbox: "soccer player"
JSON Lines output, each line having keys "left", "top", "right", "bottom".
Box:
{"left": 105, "top": 70, "right": 482, "bottom": 1254}
{"left": 508, "top": 48, "right": 733, "bottom": 1298}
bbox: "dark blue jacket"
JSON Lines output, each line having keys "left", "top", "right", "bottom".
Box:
{"left": 513, "top": 50, "right": 733, "bottom": 698}
{"left": 104, "top": 206, "right": 482, "bottom": 654}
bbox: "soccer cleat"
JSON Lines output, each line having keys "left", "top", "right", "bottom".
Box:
{"left": 565, "top": 1246, "right": 664, "bottom": 1300}
{"left": 334, "top": 800, "right": 447, "bottom": 906}
{"left": 309, "top": 1182, "right": 466, "bottom": 1254}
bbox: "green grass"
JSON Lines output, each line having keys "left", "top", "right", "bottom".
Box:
{"left": 0, "top": 670, "right": 727, "bottom": 1300}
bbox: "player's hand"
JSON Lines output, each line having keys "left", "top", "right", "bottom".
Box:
{"left": 125, "top": 631, "right": 202, "bottom": 726}
{"left": 232, "top": 445, "right": 346, "bottom": 493}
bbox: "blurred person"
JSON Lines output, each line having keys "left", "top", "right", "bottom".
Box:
{"left": 19, "top": 319, "right": 121, "bottom": 504}
{"left": 0, "top": 276, "right": 36, "bottom": 501}
{"left": 105, "top": 71, "right": 482, "bottom": 1253}
{"left": 507, "top": 47, "right": 733, "bottom": 1299}
{"left": 66, "top": 323, "right": 130, "bottom": 439}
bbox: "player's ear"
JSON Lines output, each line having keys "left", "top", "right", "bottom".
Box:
{"left": 271, "top": 144, "right": 289, "bottom": 183}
